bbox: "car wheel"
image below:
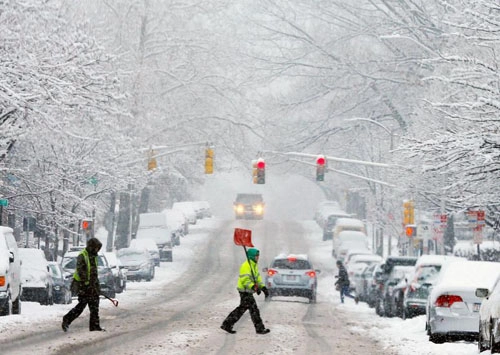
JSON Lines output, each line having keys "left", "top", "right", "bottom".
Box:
{"left": 375, "top": 299, "right": 383, "bottom": 316}
{"left": 478, "top": 324, "right": 488, "bottom": 353}
{"left": 309, "top": 293, "right": 317, "bottom": 304}
{"left": 429, "top": 327, "right": 446, "bottom": 344}
{"left": 491, "top": 322, "right": 500, "bottom": 354}
{"left": 12, "top": 290, "right": 21, "bottom": 314}
{"left": 0, "top": 290, "right": 13, "bottom": 316}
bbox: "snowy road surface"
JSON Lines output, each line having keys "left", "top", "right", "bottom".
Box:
{"left": 0, "top": 219, "right": 482, "bottom": 354}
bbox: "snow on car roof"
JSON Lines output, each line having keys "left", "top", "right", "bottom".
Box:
{"left": 335, "top": 218, "right": 364, "bottom": 227}
{"left": 431, "top": 260, "right": 500, "bottom": 297}
{"left": 415, "top": 254, "right": 466, "bottom": 267}
{"left": 274, "top": 253, "right": 308, "bottom": 260}
{"left": 349, "top": 254, "right": 383, "bottom": 263}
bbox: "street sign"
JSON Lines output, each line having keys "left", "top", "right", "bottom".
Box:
{"left": 0, "top": 199, "right": 8, "bottom": 207}
{"left": 477, "top": 210, "right": 485, "bottom": 226}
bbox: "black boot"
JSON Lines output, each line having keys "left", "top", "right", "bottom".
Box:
{"left": 256, "top": 328, "right": 270, "bottom": 334}
{"left": 220, "top": 324, "right": 236, "bottom": 334}
{"left": 61, "top": 321, "right": 69, "bottom": 332}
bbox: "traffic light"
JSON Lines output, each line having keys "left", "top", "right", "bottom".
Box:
{"left": 205, "top": 148, "right": 214, "bottom": 174}
{"left": 316, "top": 155, "right": 326, "bottom": 181}
{"left": 403, "top": 200, "right": 415, "bottom": 225}
{"left": 147, "top": 149, "right": 157, "bottom": 171}
{"left": 82, "top": 219, "right": 93, "bottom": 232}
{"left": 405, "top": 225, "right": 417, "bottom": 238}
{"left": 255, "top": 158, "right": 265, "bottom": 184}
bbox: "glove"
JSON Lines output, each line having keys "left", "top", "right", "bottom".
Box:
{"left": 262, "top": 286, "right": 270, "bottom": 298}
{"left": 253, "top": 284, "right": 261, "bottom": 295}
{"left": 256, "top": 288, "right": 262, "bottom": 295}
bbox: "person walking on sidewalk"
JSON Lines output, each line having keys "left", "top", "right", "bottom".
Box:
{"left": 221, "top": 247, "right": 270, "bottom": 334}
{"left": 335, "top": 260, "right": 359, "bottom": 304}
{"left": 62, "top": 237, "right": 105, "bottom": 332}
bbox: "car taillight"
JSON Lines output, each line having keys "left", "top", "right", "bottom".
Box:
{"left": 0, "top": 276, "right": 4, "bottom": 286}
{"left": 267, "top": 269, "right": 278, "bottom": 277}
{"left": 435, "top": 295, "right": 463, "bottom": 307}
{"left": 305, "top": 271, "right": 316, "bottom": 278}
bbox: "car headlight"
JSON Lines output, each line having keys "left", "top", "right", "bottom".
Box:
{"left": 253, "top": 204, "right": 263, "bottom": 214}
{"left": 235, "top": 205, "right": 244, "bottom": 214}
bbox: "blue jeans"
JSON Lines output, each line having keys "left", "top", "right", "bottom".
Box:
{"left": 340, "top": 285, "right": 355, "bottom": 303}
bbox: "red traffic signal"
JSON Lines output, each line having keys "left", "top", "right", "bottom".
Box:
{"left": 316, "top": 155, "right": 326, "bottom": 166}
{"left": 405, "top": 225, "right": 416, "bottom": 237}
{"left": 82, "top": 219, "right": 93, "bottom": 231}
{"left": 257, "top": 160, "right": 265, "bottom": 169}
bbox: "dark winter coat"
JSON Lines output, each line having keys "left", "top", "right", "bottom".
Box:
{"left": 73, "top": 238, "right": 102, "bottom": 297}
{"left": 335, "top": 264, "right": 350, "bottom": 287}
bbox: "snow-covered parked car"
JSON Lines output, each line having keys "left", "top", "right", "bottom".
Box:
{"left": 116, "top": 248, "right": 155, "bottom": 282}
{"left": 164, "top": 208, "right": 188, "bottom": 244}
{"left": 48, "top": 261, "right": 72, "bottom": 304}
{"left": 172, "top": 201, "right": 197, "bottom": 224}
{"left": 130, "top": 238, "right": 161, "bottom": 267}
{"left": 426, "top": 260, "right": 500, "bottom": 344}
{"left": 104, "top": 252, "right": 127, "bottom": 294}
{"left": 19, "top": 248, "right": 54, "bottom": 305}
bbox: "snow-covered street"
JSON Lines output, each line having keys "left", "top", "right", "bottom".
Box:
{"left": 0, "top": 218, "right": 484, "bottom": 355}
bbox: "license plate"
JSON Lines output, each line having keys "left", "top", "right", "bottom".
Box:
{"left": 286, "top": 275, "right": 297, "bottom": 281}
{"left": 473, "top": 303, "right": 481, "bottom": 312}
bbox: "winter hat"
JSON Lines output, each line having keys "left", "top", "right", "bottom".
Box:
{"left": 86, "top": 237, "right": 102, "bottom": 255}
{"left": 336, "top": 260, "right": 342, "bottom": 266}
{"left": 247, "top": 248, "right": 260, "bottom": 262}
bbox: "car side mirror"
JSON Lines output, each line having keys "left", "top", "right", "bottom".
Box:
{"left": 315, "top": 269, "right": 321, "bottom": 274}
{"left": 8, "top": 251, "right": 14, "bottom": 263}
{"left": 476, "top": 288, "right": 489, "bottom": 298}
{"left": 262, "top": 267, "right": 268, "bottom": 272}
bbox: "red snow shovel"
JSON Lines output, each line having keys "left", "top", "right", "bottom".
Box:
{"left": 233, "top": 228, "right": 258, "bottom": 289}
{"left": 102, "top": 294, "right": 119, "bottom": 307}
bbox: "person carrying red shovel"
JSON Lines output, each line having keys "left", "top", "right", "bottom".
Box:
{"left": 62, "top": 237, "right": 106, "bottom": 332}
{"left": 221, "top": 246, "right": 270, "bottom": 335}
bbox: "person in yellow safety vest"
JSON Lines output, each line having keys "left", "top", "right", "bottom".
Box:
{"left": 62, "top": 237, "right": 105, "bottom": 332}
{"left": 220, "top": 247, "right": 270, "bottom": 334}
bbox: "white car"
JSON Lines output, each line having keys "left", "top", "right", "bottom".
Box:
{"left": 19, "top": 248, "right": 54, "bottom": 305}
{"left": 426, "top": 260, "right": 500, "bottom": 344}
{"left": 164, "top": 208, "right": 188, "bottom": 244}
{"left": 477, "top": 277, "right": 500, "bottom": 353}
{"left": 332, "top": 230, "right": 369, "bottom": 258}
{"left": 130, "top": 238, "right": 161, "bottom": 266}
{"left": 0, "top": 227, "right": 22, "bottom": 315}
{"left": 172, "top": 201, "right": 197, "bottom": 224}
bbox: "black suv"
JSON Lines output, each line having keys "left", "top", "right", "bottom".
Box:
{"left": 233, "top": 193, "right": 265, "bottom": 220}
{"left": 373, "top": 256, "right": 417, "bottom": 317}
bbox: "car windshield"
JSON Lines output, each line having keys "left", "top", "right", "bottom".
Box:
{"left": 117, "top": 250, "right": 145, "bottom": 262}
{"left": 48, "top": 263, "right": 62, "bottom": 278}
{"left": 272, "top": 259, "right": 311, "bottom": 270}
{"left": 236, "top": 194, "right": 262, "bottom": 203}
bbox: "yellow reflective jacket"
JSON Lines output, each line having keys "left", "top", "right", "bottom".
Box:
{"left": 73, "top": 249, "right": 98, "bottom": 286}
{"left": 237, "top": 259, "right": 264, "bottom": 293}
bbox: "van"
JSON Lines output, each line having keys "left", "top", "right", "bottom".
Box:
{"left": 322, "top": 211, "right": 353, "bottom": 240}
{"left": 0, "top": 226, "right": 22, "bottom": 315}
{"left": 333, "top": 217, "right": 366, "bottom": 241}
{"left": 137, "top": 213, "right": 173, "bottom": 262}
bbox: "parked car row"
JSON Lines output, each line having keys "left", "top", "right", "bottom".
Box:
{"left": 341, "top": 247, "right": 500, "bottom": 350}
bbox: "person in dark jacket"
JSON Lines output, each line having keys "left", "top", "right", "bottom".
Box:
{"left": 335, "top": 260, "right": 359, "bottom": 304}
{"left": 220, "top": 247, "right": 270, "bottom": 335}
{"left": 62, "top": 237, "right": 105, "bottom": 332}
